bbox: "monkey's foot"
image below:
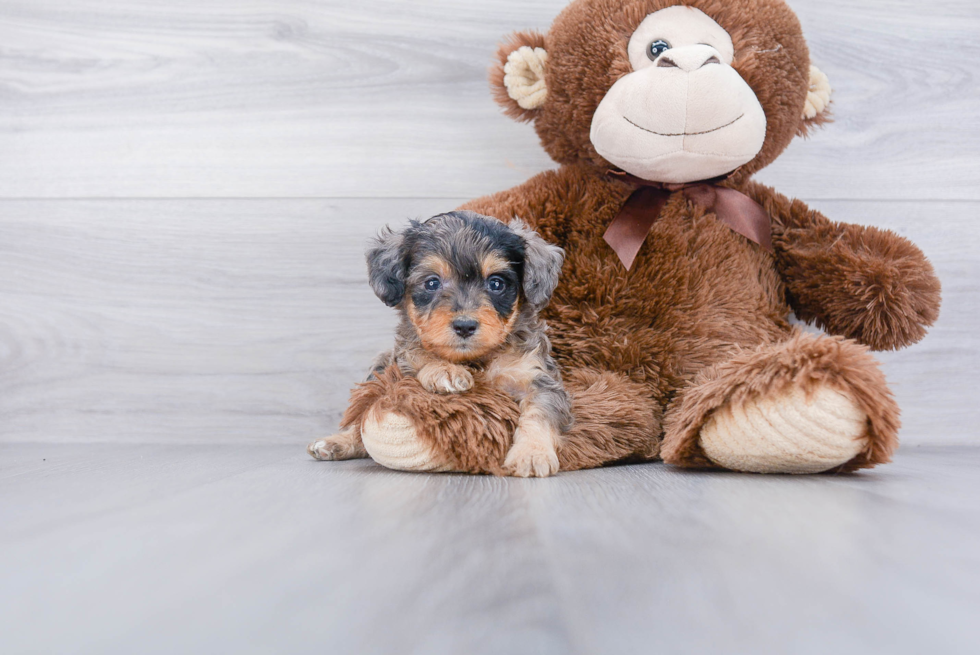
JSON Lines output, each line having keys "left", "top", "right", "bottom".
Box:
{"left": 699, "top": 383, "right": 867, "bottom": 474}
{"left": 662, "top": 332, "right": 899, "bottom": 474}
{"left": 360, "top": 410, "right": 454, "bottom": 473}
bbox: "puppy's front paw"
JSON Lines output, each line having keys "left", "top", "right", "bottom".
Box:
{"left": 417, "top": 363, "right": 473, "bottom": 394}
{"left": 503, "top": 440, "right": 560, "bottom": 478}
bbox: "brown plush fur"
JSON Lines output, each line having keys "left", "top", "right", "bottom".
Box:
{"left": 558, "top": 369, "right": 663, "bottom": 469}
{"left": 341, "top": 367, "right": 518, "bottom": 475}
{"left": 346, "top": 0, "right": 940, "bottom": 473}
{"left": 747, "top": 180, "right": 942, "bottom": 350}
{"left": 341, "top": 366, "right": 661, "bottom": 475}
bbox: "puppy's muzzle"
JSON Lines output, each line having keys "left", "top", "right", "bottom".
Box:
{"left": 451, "top": 317, "right": 479, "bottom": 339}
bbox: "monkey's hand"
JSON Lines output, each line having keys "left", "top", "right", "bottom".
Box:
{"left": 748, "top": 182, "right": 941, "bottom": 351}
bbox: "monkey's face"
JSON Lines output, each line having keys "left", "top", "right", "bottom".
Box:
{"left": 589, "top": 6, "right": 767, "bottom": 184}
{"left": 406, "top": 251, "right": 521, "bottom": 362}
{"left": 492, "top": 0, "right": 831, "bottom": 184}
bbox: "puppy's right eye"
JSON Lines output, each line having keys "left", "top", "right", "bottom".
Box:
{"left": 487, "top": 276, "right": 507, "bottom": 293}
{"left": 423, "top": 277, "right": 441, "bottom": 292}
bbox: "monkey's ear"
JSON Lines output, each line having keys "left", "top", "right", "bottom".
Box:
{"left": 509, "top": 218, "right": 564, "bottom": 309}
{"left": 799, "top": 65, "right": 833, "bottom": 136}
{"left": 366, "top": 226, "right": 407, "bottom": 307}
{"left": 491, "top": 31, "right": 549, "bottom": 122}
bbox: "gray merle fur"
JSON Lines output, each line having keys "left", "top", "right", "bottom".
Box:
{"left": 365, "top": 211, "right": 572, "bottom": 434}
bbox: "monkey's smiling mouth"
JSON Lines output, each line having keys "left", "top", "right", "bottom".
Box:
{"left": 624, "top": 113, "right": 745, "bottom": 137}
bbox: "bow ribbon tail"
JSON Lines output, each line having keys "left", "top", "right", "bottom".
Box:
{"left": 603, "top": 186, "right": 671, "bottom": 270}
{"left": 685, "top": 185, "right": 773, "bottom": 252}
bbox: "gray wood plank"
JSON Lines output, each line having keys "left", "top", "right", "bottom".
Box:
{"left": 0, "top": 443, "right": 571, "bottom": 655}
{"left": 0, "top": 198, "right": 975, "bottom": 446}
{"left": 0, "top": 0, "right": 977, "bottom": 200}
{"left": 1, "top": 443, "right": 978, "bottom": 654}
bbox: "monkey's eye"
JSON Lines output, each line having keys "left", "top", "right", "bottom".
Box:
{"left": 487, "top": 276, "right": 507, "bottom": 293}
{"left": 647, "top": 39, "right": 671, "bottom": 61}
{"left": 423, "top": 277, "right": 441, "bottom": 292}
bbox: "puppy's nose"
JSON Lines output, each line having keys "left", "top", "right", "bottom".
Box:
{"left": 451, "top": 317, "right": 479, "bottom": 339}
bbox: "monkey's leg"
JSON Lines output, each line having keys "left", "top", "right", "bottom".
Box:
{"left": 661, "top": 331, "right": 899, "bottom": 474}
{"left": 353, "top": 367, "right": 517, "bottom": 474}
{"left": 355, "top": 366, "right": 662, "bottom": 474}
{"left": 555, "top": 368, "right": 663, "bottom": 471}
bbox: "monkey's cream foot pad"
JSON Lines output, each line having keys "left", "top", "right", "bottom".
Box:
{"left": 699, "top": 383, "right": 869, "bottom": 474}
{"left": 360, "top": 410, "right": 453, "bottom": 473}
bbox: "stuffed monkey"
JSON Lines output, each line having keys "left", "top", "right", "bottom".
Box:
{"left": 322, "top": 0, "right": 941, "bottom": 476}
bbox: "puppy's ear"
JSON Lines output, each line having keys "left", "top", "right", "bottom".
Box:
{"left": 366, "top": 226, "right": 407, "bottom": 307}
{"left": 509, "top": 218, "right": 563, "bottom": 309}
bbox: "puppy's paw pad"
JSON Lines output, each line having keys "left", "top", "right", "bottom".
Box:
{"left": 503, "top": 443, "right": 559, "bottom": 478}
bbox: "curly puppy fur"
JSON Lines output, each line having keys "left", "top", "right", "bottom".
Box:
{"left": 311, "top": 211, "right": 573, "bottom": 476}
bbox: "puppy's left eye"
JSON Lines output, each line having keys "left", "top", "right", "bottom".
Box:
{"left": 424, "top": 277, "right": 441, "bottom": 292}
{"left": 487, "top": 276, "right": 507, "bottom": 293}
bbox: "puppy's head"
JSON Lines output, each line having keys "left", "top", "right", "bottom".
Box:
{"left": 366, "top": 211, "right": 564, "bottom": 362}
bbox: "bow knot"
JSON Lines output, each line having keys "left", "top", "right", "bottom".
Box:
{"left": 603, "top": 170, "right": 772, "bottom": 270}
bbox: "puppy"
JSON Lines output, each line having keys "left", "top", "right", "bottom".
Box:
{"left": 308, "top": 210, "right": 571, "bottom": 477}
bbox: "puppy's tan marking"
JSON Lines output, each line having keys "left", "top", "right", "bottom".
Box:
{"left": 408, "top": 298, "right": 459, "bottom": 360}
{"left": 481, "top": 253, "right": 511, "bottom": 279}
{"left": 415, "top": 305, "right": 466, "bottom": 361}
{"left": 414, "top": 305, "right": 454, "bottom": 346}
{"left": 308, "top": 426, "right": 368, "bottom": 461}
{"left": 410, "top": 295, "right": 520, "bottom": 363}
{"left": 462, "top": 300, "right": 521, "bottom": 360}
{"left": 469, "top": 303, "right": 511, "bottom": 353}
{"left": 503, "top": 298, "right": 520, "bottom": 331}
{"left": 415, "top": 254, "right": 452, "bottom": 280}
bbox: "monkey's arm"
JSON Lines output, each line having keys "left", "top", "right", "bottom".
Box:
{"left": 745, "top": 181, "right": 941, "bottom": 351}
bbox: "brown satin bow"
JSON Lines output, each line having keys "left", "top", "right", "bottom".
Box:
{"left": 603, "top": 170, "right": 773, "bottom": 270}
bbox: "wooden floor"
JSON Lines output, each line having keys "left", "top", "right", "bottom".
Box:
{"left": 2, "top": 444, "right": 979, "bottom": 654}
{"left": 1, "top": 0, "right": 979, "bottom": 652}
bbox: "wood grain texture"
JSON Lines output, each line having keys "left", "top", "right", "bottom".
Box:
{"left": 1, "top": 443, "right": 978, "bottom": 654}
{"left": 0, "top": 198, "right": 975, "bottom": 446}
{"left": 0, "top": 0, "right": 978, "bottom": 199}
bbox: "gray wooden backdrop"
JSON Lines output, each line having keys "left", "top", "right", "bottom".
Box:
{"left": 1, "top": 0, "right": 978, "bottom": 446}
